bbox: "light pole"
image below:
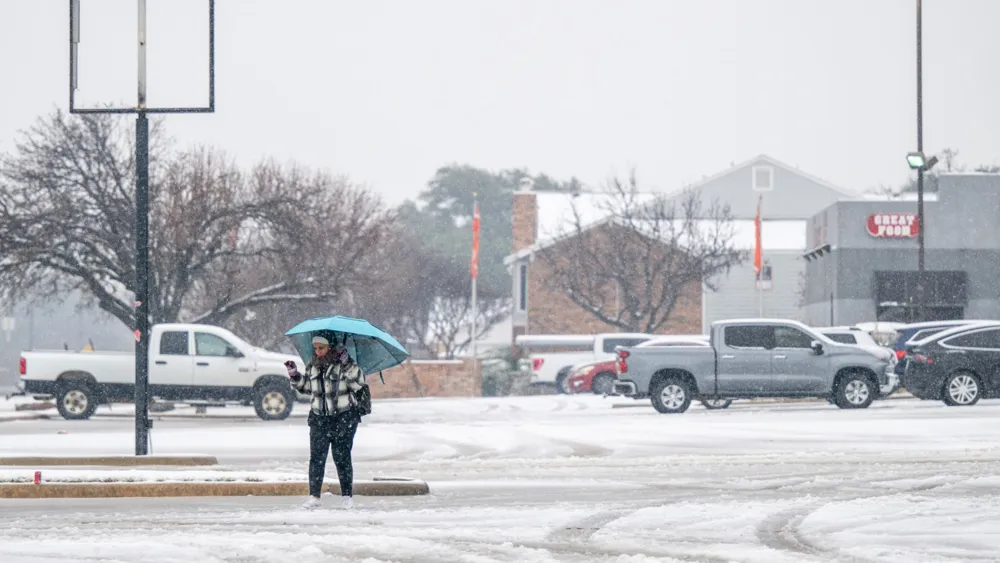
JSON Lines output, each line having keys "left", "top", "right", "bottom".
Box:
{"left": 69, "top": 0, "right": 215, "bottom": 455}
{"left": 915, "top": 0, "right": 925, "bottom": 274}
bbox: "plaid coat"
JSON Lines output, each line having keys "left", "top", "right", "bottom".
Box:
{"left": 291, "top": 361, "right": 365, "bottom": 416}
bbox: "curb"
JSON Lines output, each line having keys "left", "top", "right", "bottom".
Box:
{"left": 0, "top": 479, "right": 430, "bottom": 499}
{"left": 611, "top": 393, "right": 916, "bottom": 409}
{"left": 0, "top": 456, "right": 219, "bottom": 467}
{"left": 0, "top": 414, "right": 52, "bottom": 424}
{"left": 94, "top": 413, "right": 306, "bottom": 421}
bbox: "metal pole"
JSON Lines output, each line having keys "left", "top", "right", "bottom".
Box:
{"left": 916, "top": 0, "right": 925, "bottom": 274}
{"left": 138, "top": 0, "right": 147, "bottom": 109}
{"left": 135, "top": 113, "right": 150, "bottom": 456}
{"left": 758, "top": 282, "right": 764, "bottom": 317}
{"left": 134, "top": 0, "right": 150, "bottom": 456}
{"left": 829, "top": 292, "right": 834, "bottom": 326}
{"left": 471, "top": 276, "right": 477, "bottom": 369}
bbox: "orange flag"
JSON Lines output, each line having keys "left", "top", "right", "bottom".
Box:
{"left": 471, "top": 201, "right": 480, "bottom": 279}
{"left": 754, "top": 195, "right": 762, "bottom": 276}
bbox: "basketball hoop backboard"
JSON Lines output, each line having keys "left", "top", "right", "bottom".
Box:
{"left": 69, "top": 0, "right": 214, "bottom": 114}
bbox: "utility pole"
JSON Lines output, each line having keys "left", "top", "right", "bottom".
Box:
{"left": 916, "top": 0, "right": 925, "bottom": 275}
{"left": 69, "top": 0, "right": 215, "bottom": 455}
{"left": 134, "top": 0, "right": 151, "bottom": 454}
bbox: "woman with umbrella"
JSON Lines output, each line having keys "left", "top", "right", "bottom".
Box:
{"left": 284, "top": 331, "right": 366, "bottom": 509}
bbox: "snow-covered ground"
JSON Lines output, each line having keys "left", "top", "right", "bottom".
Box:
{"left": 3, "top": 395, "right": 1000, "bottom": 562}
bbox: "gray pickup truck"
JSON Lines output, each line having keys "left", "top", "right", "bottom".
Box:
{"left": 613, "top": 319, "right": 898, "bottom": 414}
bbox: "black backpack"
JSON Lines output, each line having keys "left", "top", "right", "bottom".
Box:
{"left": 348, "top": 370, "right": 381, "bottom": 417}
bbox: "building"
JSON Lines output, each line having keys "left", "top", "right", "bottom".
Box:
{"left": 804, "top": 173, "right": 1000, "bottom": 326}
{"left": 505, "top": 155, "right": 856, "bottom": 340}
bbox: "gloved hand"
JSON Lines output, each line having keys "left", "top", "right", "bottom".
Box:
{"left": 285, "top": 360, "right": 300, "bottom": 379}
{"left": 336, "top": 348, "right": 351, "bottom": 365}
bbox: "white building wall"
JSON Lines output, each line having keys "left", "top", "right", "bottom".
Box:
{"left": 702, "top": 251, "right": 806, "bottom": 332}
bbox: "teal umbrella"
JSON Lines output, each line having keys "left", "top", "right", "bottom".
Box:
{"left": 285, "top": 316, "right": 409, "bottom": 375}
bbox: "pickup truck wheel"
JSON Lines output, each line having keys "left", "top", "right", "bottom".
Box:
{"left": 834, "top": 373, "right": 874, "bottom": 409}
{"left": 700, "top": 398, "right": 732, "bottom": 410}
{"left": 942, "top": 371, "right": 981, "bottom": 406}
{"left": 591, "top": 373, "right": 615, "bottom": 395}
{"left": 56, "top": 382, "right": 98, "bottom": 420}
{"left": 650, "top": 378, "right": 692, "bottom": 414}
{"left": 555, "top": 370, "right": 572, "bottom": 395}
{"left": 254, "top": 383, "right": 294, "bottom": 421}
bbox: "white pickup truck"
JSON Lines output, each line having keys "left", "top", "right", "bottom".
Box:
{"left": 18, "top": 323, "right": 305, "bottom": 421}
{"left": 516, "top": 333, "right": 653, "bottom": 393}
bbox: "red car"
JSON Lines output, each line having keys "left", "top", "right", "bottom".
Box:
{"left": 567, "top": 360, "right": 618, "bottom": 395}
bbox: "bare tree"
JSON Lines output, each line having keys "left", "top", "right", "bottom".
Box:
{"left": 186, "top": 160, "right": 392, "bottom": 326}
{"left": 865, "top": 183, "right": 902, "bottom": 200}
{"left": 541, "top": 172, "right": 746, "bottom": 333}
{"left": 345, "top": 230, "right": 510, "bottom": 359}
{"left": 0, "top": 110, "right": 392, "bottom": 333}
{"left": 426, "top": 294, "right": 510, "bottom": 360}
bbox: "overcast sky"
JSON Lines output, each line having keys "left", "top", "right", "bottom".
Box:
{"left": 2, "top": 0, "right": 999, "bottom": 205}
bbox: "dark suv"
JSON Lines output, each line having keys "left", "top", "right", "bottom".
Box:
{"left": 904, "top": 322, "right": 1000, "bottom": 406}
{"left": 892, "top": 320, "right": 991, "bottom": 378}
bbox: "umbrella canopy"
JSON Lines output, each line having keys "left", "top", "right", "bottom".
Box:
{"left": 285, "top": 316, "right": 409, "bottom": 374}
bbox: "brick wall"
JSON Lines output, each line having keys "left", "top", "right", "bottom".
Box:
{"left": 527, "top": 224, "right": 703, "bottom": 336}
{"left": 512, "top": 191, "right": 538, "bottom": 252}
{"left": 372, "top": 359, "right": 482, "bottom": 399}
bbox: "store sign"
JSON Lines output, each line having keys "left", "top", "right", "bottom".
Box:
{"left": 866, "top": 213, "right": 919, "bottom": 238}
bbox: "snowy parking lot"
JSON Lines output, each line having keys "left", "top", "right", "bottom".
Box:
{"left": 3, "top": 394, "right": 1000, "bottom": 562}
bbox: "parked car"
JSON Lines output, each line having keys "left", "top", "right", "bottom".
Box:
{"left": 613, "top": 319, "right": 897, "bottom": 414}
{"left": 567, "top": 359, "right": 617, "bottom": 394}
{"left": 904, "top": 322, "right": 1000, "bottom": 406}
{"left": 518, "top": 333, "right": 653, "bottom": 393}
{"left": 854, "top": 322, "right": 906, "bottom": 348}
{"left": 818, "top": 326, "right": 895, "bottom": 361}
{"left": 891, "top": 320, "right": 993, "bottom": 380}
{"left": 19, "top": 323, "right": 304, "bottom": 421}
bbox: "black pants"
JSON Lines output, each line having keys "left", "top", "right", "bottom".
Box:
{"left": 308, "top": 410, "right": 360, "bottom": 498}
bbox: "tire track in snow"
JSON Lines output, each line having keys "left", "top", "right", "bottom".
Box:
{"left": 755, "top": 481, "right": 949, "bottom": 562}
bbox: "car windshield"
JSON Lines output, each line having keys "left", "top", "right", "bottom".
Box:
{"left": 823, "top": 333, "right": 857, "bottom": 345}
{"left": 219, "top": 331, "right": 253, "bottom": 352}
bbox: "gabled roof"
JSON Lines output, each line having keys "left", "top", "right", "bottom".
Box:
{"left": 505, "top": 212, "right": 806, "bottom": 267}
{"left": 684, "top": 154, "right": 855, "bottom": 197}
{"left": 505, "top": 154, "right": 839, "bottom": 265}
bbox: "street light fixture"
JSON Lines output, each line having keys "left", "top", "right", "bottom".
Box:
{"left": 906, "top": 152, "right": 939, "bottom": 171}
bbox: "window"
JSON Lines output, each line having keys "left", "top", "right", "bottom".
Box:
{"left": 906, "top": 328, "right": 946, "bottom": 344}
{"left": 725, "top": 326, "right": 773, "bottom": 349}
{"left": 518, "top": 264, "right": 528, "bottom": 312}
{"left": 196, "top": 333, "right": 237, "bottom": 357}
{"left": 774, "top": 326, "right": 815, "bottom": 348}
{"left": 159, "top": 331, "right": 189, "bottom": 356}
{"left": 602, "top": 338, "right": 650, "bottom": 353}
{"left": 943, "top": 329, "right": 1000, "bottom": 350}
{"left": 752, "top": 166, "right": 774, "bottom": 191}
{"left": 824, "top": 333, "right": 857, "bottom": 345}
